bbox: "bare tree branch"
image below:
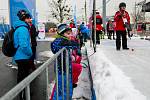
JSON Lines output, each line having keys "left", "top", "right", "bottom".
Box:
{"left": 47, "top": 0, "right": 71, "bottom": 23}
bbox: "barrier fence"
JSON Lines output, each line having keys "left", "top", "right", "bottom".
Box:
{"left": 0, "top": 47, "right": 71, "bottom": 100}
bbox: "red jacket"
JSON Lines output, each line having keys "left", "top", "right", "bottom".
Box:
{"left": 114, "top": 10, "right": 130, "bottom": 31}
{"left": 90, "top": 14, "right": 103, "bottom": 31}
{"left": 96, "top": 15, "right": 103, "bottom": 31}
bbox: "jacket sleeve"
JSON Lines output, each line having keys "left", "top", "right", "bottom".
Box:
{"left": 17, "top": 27, "right": 32, "bottom": 56}
{"left": 114, "top": 12, "right": 122, "bottom": 22}
{"left": 106, "top": 23, "right": 109, "bottom": 31}
{"left": 31, "top": 25, "right": 39, "bottom": 37}
{"left": 51, "top": 38, "right": 79, "bottom": 54}
{"left": 126, "top": 12, "right": 130, "bottom": 24}
{"left": 60, "top": 39, "right": 79, "bottom": 49}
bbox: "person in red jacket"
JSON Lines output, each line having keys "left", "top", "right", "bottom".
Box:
{"left": 91, "top": 12, "right": 103, "bottom": 44}
{"left": 114, "top": 2, "right": 130, "bottom": 50}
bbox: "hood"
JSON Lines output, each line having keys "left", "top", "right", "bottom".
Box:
{"left": 13, "top": 20, "right": 29, "bottom": 29}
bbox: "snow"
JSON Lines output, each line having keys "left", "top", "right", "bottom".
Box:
{"left": 37, "top": 37, "right": 148, "bottom": 100}
{"left": 86, "top": 42, "right": 147, "bottom": 100}
{"left": 37, "top": 37, "right": 55, "bottom": 42}
{"left": 72, "top": 47, "right": 92, "bottom": 99}
{"left": 39, "top": 51, "right": 54, "bottom": 58}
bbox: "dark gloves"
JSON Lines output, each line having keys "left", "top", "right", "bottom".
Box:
{"left": 76, "top": 49, "right": 82, "bottom": 56}
{"left": 118, "top": 15, "right": 122, "bottom": 19}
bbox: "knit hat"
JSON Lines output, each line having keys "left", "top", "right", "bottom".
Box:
{"left": 25, "top": 13, "right": 32, "bottom": 19}
{"left": 17, "top": 10, "right": 31, "bottom": 21}
{"left": 57, "top": 24, "right": 71, "bottom": 35}
{"left": 119, "top": 2, "right": 126, "bottom": 8}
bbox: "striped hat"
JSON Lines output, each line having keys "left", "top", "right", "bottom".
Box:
{"left": 57, "top": 24, "right": 71, "bottom": 35}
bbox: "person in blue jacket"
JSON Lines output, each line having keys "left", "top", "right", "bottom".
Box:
{"left": 51, "top": 23, "right": 82, "bottom": 100}
{"left": 79, "top": 22, "right": 89, "bottom": 42}
{"left": 13, "top": 10, "right": 33, "bottom": 100}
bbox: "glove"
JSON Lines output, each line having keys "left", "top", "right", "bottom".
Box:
{"left": 118, "top": 15, "right": 122, "bottom": 19}
{"left": 77, "top": 49, "right": 82, "bottom": 56}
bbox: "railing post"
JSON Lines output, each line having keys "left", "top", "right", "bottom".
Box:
{"left": 55, "top": 58, "right": 59, "bottom": 100}
{"left": 25, "top": 85, "right": 30, "bottom": 100}
{"left": 46, "top": 67, "right": 49, "bottom": 100}
{"left": 66, "top": 49, "right": 70, "bottom": 100}
{"left": 61, "top": 52, "right": 64, "bottom": 100}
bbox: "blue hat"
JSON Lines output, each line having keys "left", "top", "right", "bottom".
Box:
{"left": 57, "top": 24, "right": 71, "bottom": 35}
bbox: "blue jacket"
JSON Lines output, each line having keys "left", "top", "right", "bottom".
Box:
{"left": 79, "top": 24, "right": 88, "bottom": 33}
{"left": 51, "top": 37, "right": 79, "bottom": 54}
{"left": 13, "top": 20, "right": 32, "bottom": 61}
{"left": 51, "top": 36, "right": 79, "bottom": 99}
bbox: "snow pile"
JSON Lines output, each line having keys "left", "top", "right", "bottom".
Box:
{"left": 88, "top": 47, "right": 147, "bottom": 100}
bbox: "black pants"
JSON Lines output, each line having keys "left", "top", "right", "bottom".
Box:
{"left": 31, "top": 46, "right": 36, "bottom": 60}
{"left": 116, "top": 31, "right": 128, "bottom": 50}
{"left": 78, "top": 33, "right": 84, "bottom": 49}
{"left": 92, "top": 30, "right": 101, "bottom": 44}
{"left": 16, "top": 60, "right": 32, "bottom": 100}
{"left": 83, "top": 32, "right": 87, "bottom": 42}
{"left": 108, "top": 30, "right": 115, "bottom": 39}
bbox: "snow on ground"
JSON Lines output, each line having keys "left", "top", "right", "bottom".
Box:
{"left": 72, "top": 47, "right": 92, "bottom": 99}
{"left": 39, "top": 51, "right": 54, "bottom": 58}
{"left": 37, "top": 37, "right": 55, "bottom": 41}
{"left": 86, "top": 42, "right": 147, "bottom": 100}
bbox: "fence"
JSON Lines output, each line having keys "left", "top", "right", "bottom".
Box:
{"left": 0, "top": 47, "right": 71, "bottom": 100}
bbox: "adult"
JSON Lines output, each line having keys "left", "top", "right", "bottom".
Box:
{"left": 106, "top": 20, "right": 115, "bottom": 40}
{"left": 13, "top": 10, "right": 32, "bottom": 100}
{"left": 114, "top": 2, "right": 130, "bottom": 50}
{"left": 91, "top": 12, "right": 103, "bottom": 44}
{"left": 27, "top": 14, "right": 39, "bottom": 71}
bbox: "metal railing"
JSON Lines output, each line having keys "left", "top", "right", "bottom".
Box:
{"left": 0, "top": 47, "right": 71, "bottom": 100}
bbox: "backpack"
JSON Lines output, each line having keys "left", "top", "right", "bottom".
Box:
{"left": 2, "top": 25, "right": 28, "bottom": 57}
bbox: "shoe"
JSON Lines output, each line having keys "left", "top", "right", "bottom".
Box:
{"left": 116, "top": 48, "right": 120, "bottom": 51}
{"left": 123, "top": 47, "right": 129, "bottom": 50}
{"left": 73, "top": 84, "right": 77, "bottom": 88}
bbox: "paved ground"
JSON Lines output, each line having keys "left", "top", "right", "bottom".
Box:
{"left": 98, "top": 37, "right": 150, "bottom": 99}
{"left": 0, "top": 41, "right": 55, "bottom": 100}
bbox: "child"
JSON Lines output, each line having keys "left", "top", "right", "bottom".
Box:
{"left": 51, "top": 23, "right": 82, "bottom": 99}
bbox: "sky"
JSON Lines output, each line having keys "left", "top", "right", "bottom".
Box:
{"left": 0, "top": 0, "right": 149, "bottom": 23}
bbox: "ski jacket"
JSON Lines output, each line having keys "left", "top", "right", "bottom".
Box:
{"left": 13, "top": 20, "right": 32, "bottom": 61}
{"left": 114, "top": 10, "right": 130, "bottom": 31}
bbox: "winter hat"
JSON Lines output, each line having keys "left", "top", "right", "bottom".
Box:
{"left": 96, "top": 11, "right": 100, "bottom": 14}
{"left": 119, "top": 2, "right": 126, "bottom": 8}
{"left": 17, "top": 10, "right": 31, "bottom": 21}
{"left": 25, "top": 13, "right": 32, "bottom": 19}
{"left": 57, "top": 24, "right": 71, "bottom": 35}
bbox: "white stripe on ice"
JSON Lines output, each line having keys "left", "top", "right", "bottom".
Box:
{"left": 88, "top": 47, "right": 147, "bottom": 100}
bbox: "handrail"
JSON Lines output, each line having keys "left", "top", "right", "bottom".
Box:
{"left": 0, "top": 47, "right": 69, "bottom": 100}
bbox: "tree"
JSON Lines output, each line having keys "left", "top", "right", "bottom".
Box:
{"left": 48, "top": 0, "right": 72, "bottom": 23}
{"left": 130, "top": 5, "right": 145, "bottom": 23}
